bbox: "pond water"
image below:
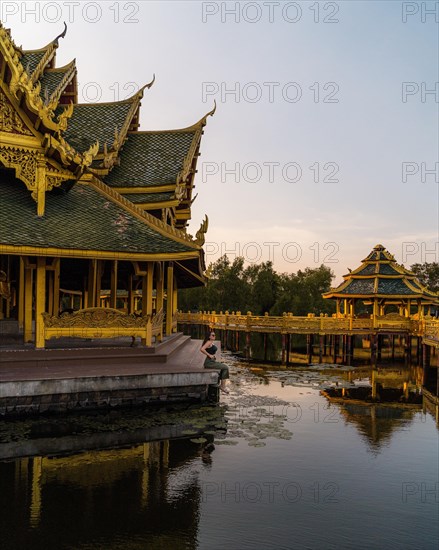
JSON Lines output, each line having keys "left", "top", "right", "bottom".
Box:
{"left": 0, "top": 356, "right": 438, "bottom": 550}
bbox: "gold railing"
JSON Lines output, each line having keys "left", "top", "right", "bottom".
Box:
{"left": 177, "top": 311, "right": 439, "bottom": 343}
{"left": 424, "top": 320, "right": 439, "bottom": 344}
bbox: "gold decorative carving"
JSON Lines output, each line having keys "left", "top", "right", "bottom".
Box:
{"left": 0, "top": 147, "right": 37, "bottom": 190}
{"left": 57, "top": 102, "right": 74, "bottom": 132}
{"left": 0, "top": 271, "right": 11, "bottom": 300}
{"left": 152, "top": 309, "right": 164, "bottom": 330}
{"left": 175, "top": 182, "right": 187, "bottom": 201}
{"left": 0, "top": 87, "right": 33, "bottom": 135}
{"left": 42, "top": 307, "right": 150, "bottom": 329}
{"left": 195, "top": 215, "right": 209, "bottom": 246}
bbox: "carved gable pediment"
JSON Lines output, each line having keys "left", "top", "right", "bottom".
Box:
{"left": 0, "top": 86, "right": 33, "bottom": 136}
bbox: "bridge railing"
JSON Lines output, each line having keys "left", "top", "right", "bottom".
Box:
{"left": 177, "top": 312, "right": 439, "bottom": 340}
{"left": 423, "top": 319, "right": 439, "bottom": 343}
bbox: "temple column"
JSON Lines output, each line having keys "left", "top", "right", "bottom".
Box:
{"left": 53, "top": 258, "right": 60, "bottom": 316}
{"left": 128, "top": 274, "right": 135, "bottom": 314}
{"left": 35, "top": 257, "right": 46, "bottom": 349}
{"left": 96, "top": 260, "right": 103, "bottom": 308}
{"left": 110, "top": 260, "right": 118, "bottom": 309}
{"left": 87, "top": 259, "right": 98, "bottom": 308}
{"left": 156, "top": 263, "right": 164, "bottom": 314}
{"left": 18, "top": 257, "right": 25, "bottom": 330}
{"left": 24, "top": 260, "right": 33, "bottom": 343}
{"left": 165, "top": 263, "right": 174, "bottom": 335}
{"left": 141, "top": 262, "right": 154, "bottom": 346}
{"left": 172, "top": 277, "right": 178, "bottom": 333}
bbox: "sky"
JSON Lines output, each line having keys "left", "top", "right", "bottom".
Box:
{"left": 2, "top": 0, "right": 438, "bottom": 284}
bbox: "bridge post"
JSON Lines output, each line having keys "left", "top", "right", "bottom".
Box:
{"left": 333, "top": 335, "right": 338, "bottom": 364}
{"left": 370, "top": 334, "right": 377, "bottom": 366}
{"left": 346, "top": 335, "right": 353, "bottom": 366}
{"left": 281, "top": 334, "right": 286, "bottom": 365}
{"left": 377, "top": 334, "right": 382, "bottom": 361}
{"left": 307, "top": 334, "right": 313, "bottom": 364}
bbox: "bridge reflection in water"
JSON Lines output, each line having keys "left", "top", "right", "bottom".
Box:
{"left": 178, "top": 312, "right": 439, "bottom": 394}
{"left": 0, "top": 363, "right": 438, "bottom": 550}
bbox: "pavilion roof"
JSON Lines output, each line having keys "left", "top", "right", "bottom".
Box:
{"left": 0, "top": 22, "right": 211, "bottom": 286}
{"left": 0, "top": 171, "right": 200, "bottom": 259}
{"left": 323, "top": 244, "right": 438, "bottom": 302}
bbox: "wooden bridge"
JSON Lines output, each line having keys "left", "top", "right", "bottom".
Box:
{"left": 177, "top": 311, "right": 439, "bottom": 369}
{"left": 178, "top": 311, "right": 439, "bottom": 341}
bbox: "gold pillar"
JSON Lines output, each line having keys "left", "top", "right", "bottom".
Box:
{"left": 53, "top": 258, "right": 60, "bottom": 316}
{"left": 87, "top": 259, "right": 98, "bottom": 308}
{"left": 18, "top": 257, "right": 25, "bottom": 330}
{"left": 96, "top": 260, "right": 103, "bottom": 308}
{"left": 128, "top": 274, "right": 134, "bottom": 314}
{"left": 35, "top": 257, "right": 46, "bottom": 349}
{"left": 172, "top": 278, "right": 178, "bottom": 333}
{"left": 156, "top": 262, "right": 164, "bottom": 314}
{"left": 110, "top": 260, "right": 118, "bottom": 309}
{"left": 166, "top": 264, "right": 174, "bottom": 335}
{"left": 24, "top": 261, "right": 33, "bottom": 343}
{"left": 141, "top": 262, "right": 154, "bottom": 345}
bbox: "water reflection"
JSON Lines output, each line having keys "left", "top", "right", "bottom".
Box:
{"left": 0, "top": 360, "right": 438, "bottom": 550}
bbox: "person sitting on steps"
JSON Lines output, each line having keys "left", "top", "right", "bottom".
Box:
{"left": 200, "top": 330, "right": 230, "bottom": 393}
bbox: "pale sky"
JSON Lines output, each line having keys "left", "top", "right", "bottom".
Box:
{"left": 3, "top": 0, "right": 438, "bottom": 284}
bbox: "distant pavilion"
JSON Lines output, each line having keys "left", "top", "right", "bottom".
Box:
{"left": 323, "top": 244, "right": 438, "bottom": 318}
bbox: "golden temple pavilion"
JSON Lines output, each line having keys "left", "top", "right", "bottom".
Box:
{"left": 0, "top": 23, "right": 214, "bottom": 349}
{"left": 323, "top": 244, "right": 438, "bottom": 317}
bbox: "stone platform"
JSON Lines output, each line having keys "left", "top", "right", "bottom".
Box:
{"left": 0, "top": 334, "right": 220, "bottom": 416}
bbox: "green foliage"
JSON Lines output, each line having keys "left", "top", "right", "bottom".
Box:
{"left": 410, "top": 262, "right": 439, "bottom": 292}
{"left": 178, "top": 256, "right": 336, "bottom": 316}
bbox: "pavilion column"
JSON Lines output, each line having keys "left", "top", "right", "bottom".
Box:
{"left": 110, "top": 260, "right": 118, "bottom": 309}
{"left": 141, "top": 262, "right": 154, "bottom": 346}
{"left": 165, "top": 263, "right": 174, "bottom": 336}
{"left": 88, "top": 259, "right": 98, "bottom": 308}
{"left": 18, "top": 257, "right": 25, "bottom": 330}
{"left": 336, "top": 299, "right": 340, "bottom": 317}
{"left": 156, "top": 263, "right": 164, "bottom": 313}
{"left": 172, "top": 277, "right": 178, "bottom": 333}
{"left": 128, "top": 274, "right": 135, "bottom": 314}
{"left": 24, "top": 259, "right": 33, "bottom": 343}
{"left": 53, "top": 258, "right": 60, "bottom": 316}
{"left": 96, "top": 260, "right": 104, "bottom": 308}
{"left": 35, "top": 257, "right": 46, "bottom": 349}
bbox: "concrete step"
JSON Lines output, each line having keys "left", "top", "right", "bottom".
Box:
{"left": 0, "top": 333, "right": 192, "bottom": 368}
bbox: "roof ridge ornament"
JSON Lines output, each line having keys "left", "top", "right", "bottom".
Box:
{"left": 53, "top": 22, "right": 68, "bottom": 46}
{"left": 195, "top": 215, "right": 209, "bottom": 246}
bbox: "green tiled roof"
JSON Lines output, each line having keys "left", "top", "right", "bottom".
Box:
{"left": 356, "top": 264, "right": 376, "bottom": 276}
{"left": 105, "top": 131, "right": 196, "bottom": 187}
{"left": 127, "top": 192, "right": 175, "bottom": 204}
{"left": 61, "top": 102, "right": 133, "bottom": 153}
{"left": 377, "top": 280, "right": 413, "bottom": 295}
{"left": 379, "top": 263, "right": 400, "bottom": 275}
{"left": 39, "top": 70, "right": 67, "bottom": 100}
{"left": 20, "top": 51, "right": 45, "bottom": 75}
{"left": 339, "top": 279, "right": 375, "bottom": 294}
{"left": 0, "top": 174, "right": 193, "bottom": 255}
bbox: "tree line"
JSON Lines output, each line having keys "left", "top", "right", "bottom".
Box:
{"left": 178, "top": 257, "right": 439, "bottom": 316}
{"left": 179, "top": 256, "right": 336, "bottom": 316}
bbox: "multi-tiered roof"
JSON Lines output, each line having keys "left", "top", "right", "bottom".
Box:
{"left": 0, "top": 23, "right": 213, "bottom": 286}
{"left": 323, "top": 244, "right": 438, "bottom": 305}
